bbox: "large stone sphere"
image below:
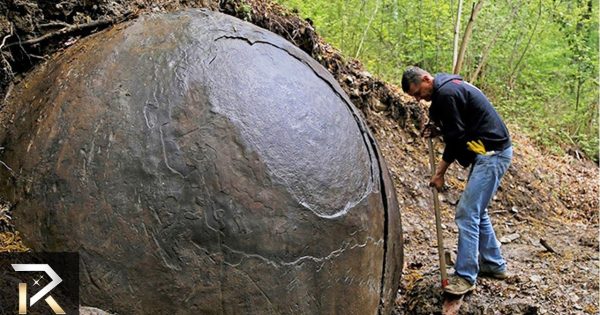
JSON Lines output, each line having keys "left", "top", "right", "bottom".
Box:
{"left": 0, "top": 9, "right": 402, "bottom": 315}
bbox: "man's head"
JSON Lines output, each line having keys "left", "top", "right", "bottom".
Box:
{"left": 401, "top": 66, "right": 434, "bottom": 102}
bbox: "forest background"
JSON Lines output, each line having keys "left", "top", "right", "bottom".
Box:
{"left": 276, "top": 0, "right": 599, "bottom": 160}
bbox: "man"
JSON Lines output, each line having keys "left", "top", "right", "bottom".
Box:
{"left": 401, "top": 66, "right": 513, "bottom": 295}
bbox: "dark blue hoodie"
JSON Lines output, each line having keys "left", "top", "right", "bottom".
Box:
{"left": 430, "top": 73, "right": 511, "bottom": 167}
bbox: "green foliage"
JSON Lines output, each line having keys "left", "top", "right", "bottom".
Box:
{"left": 276, "top": 0, "right": 599, "bottom": 160}
{"left": 239, "top": 3, "right": 253, "bottom": 20}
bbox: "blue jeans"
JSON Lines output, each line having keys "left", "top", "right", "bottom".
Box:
{"left": 454, "top": 146, "right": 512, "bottom": 284}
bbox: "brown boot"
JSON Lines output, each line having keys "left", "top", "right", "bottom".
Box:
{"left": 444, "top": 275, "right": 475, "bottom": 295}
{"left": 479, "top": 264, "right": 509, "bottom": 280}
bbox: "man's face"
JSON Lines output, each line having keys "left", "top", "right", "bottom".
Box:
{"left": 407, "top": 75, "right": 433, "bottom": 102}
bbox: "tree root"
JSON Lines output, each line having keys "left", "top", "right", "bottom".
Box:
{"left": 3, "top": 12, "right": 136, "bottom": 49}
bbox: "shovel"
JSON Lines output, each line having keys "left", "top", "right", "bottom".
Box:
{"left": 428, "top": 138, "right": 465, "bottom": 314}
{"left": 427, "top": 137, "right": 448, "bottom": 288}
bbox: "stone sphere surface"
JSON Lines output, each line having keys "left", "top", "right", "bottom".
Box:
{"left": 0, "top": 9, "right": 402, "bottom": 315}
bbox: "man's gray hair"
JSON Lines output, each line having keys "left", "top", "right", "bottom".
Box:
{"left": 401, "top": 66, "right": 430, "bottom": 93}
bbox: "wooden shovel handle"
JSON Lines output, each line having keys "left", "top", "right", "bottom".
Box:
{"left": 428, "top": 137, "right": 448, "bottom": 288}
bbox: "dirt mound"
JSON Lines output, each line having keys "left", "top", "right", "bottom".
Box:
{"left": 1, "top": 0, "right": 598, "bottom": 314}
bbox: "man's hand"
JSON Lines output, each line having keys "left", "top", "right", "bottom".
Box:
{"left": 421, "top": 122, "right": 441, "bottom": 138}
{"left": 429, "top": 174, "right": 445, "bottom": 191}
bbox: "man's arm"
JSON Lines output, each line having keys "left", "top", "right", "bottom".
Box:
{"left": 430, "top": 158, "right": 450, "bottom": 191}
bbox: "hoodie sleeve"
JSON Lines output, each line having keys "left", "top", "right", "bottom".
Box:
{"left": 436, "top": 93, "right": 467, "bottom": 164}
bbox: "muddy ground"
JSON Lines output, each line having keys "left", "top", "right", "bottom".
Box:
{"left": 0, "top": 0, "right": 598, "bottom": 314}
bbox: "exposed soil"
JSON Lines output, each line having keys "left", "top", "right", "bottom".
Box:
{"left": 1, "top": 1, "right": 598, "bottom": 314}
{"left": 371, "top": 113, "right": 599, "bottom": 314}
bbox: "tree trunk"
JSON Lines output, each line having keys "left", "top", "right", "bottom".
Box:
{"left": 452, "top": 0, "right": 463, "bottom": 71}
{"left": 454, "top": 0, "right": 485, "bottom": 74}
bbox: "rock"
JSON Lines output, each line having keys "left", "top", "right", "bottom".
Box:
{"left": 500, "top": 233, "right": 521, "bottom": 244}
{"left": 80, "top": 307, "right": 113, "bottom": 315}
{"left": 446, "top": 193, "right": 459, "bottom": 205}
{"left": 343, "top": 74, "right": 354, "bottom": 84}
{"left": 0, "top": 10, "right": 402, "bottom": 315}
{"left": 529, "top": 275, "right": 542, "bottom": 282}
{"left": 370, "top": 97, "right": 388, "bottom": 112}
{"left": 360, "top": 70, "right": 373, "bottom": 78}
{"left": 570, "top": 293, "right": 580, "bottom": 303}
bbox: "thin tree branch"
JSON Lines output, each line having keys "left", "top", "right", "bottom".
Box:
{"left": 508, "top": 0, "right": 542, "bottom": 87}
{"left": 38, "top": 21, "right": 72, "bottom": 29}
{"left": 540, "top": 239, "right": 560, "bottom": 255}
{"left": 471, "top": 0, "right": 522, "bottom": 82}
{"left": 0, "top": 161, "right": 15, "bottom": 178}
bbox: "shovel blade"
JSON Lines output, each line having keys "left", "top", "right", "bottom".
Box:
{"left": 442, "top": 294, "right": 464, "bottom": 315}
